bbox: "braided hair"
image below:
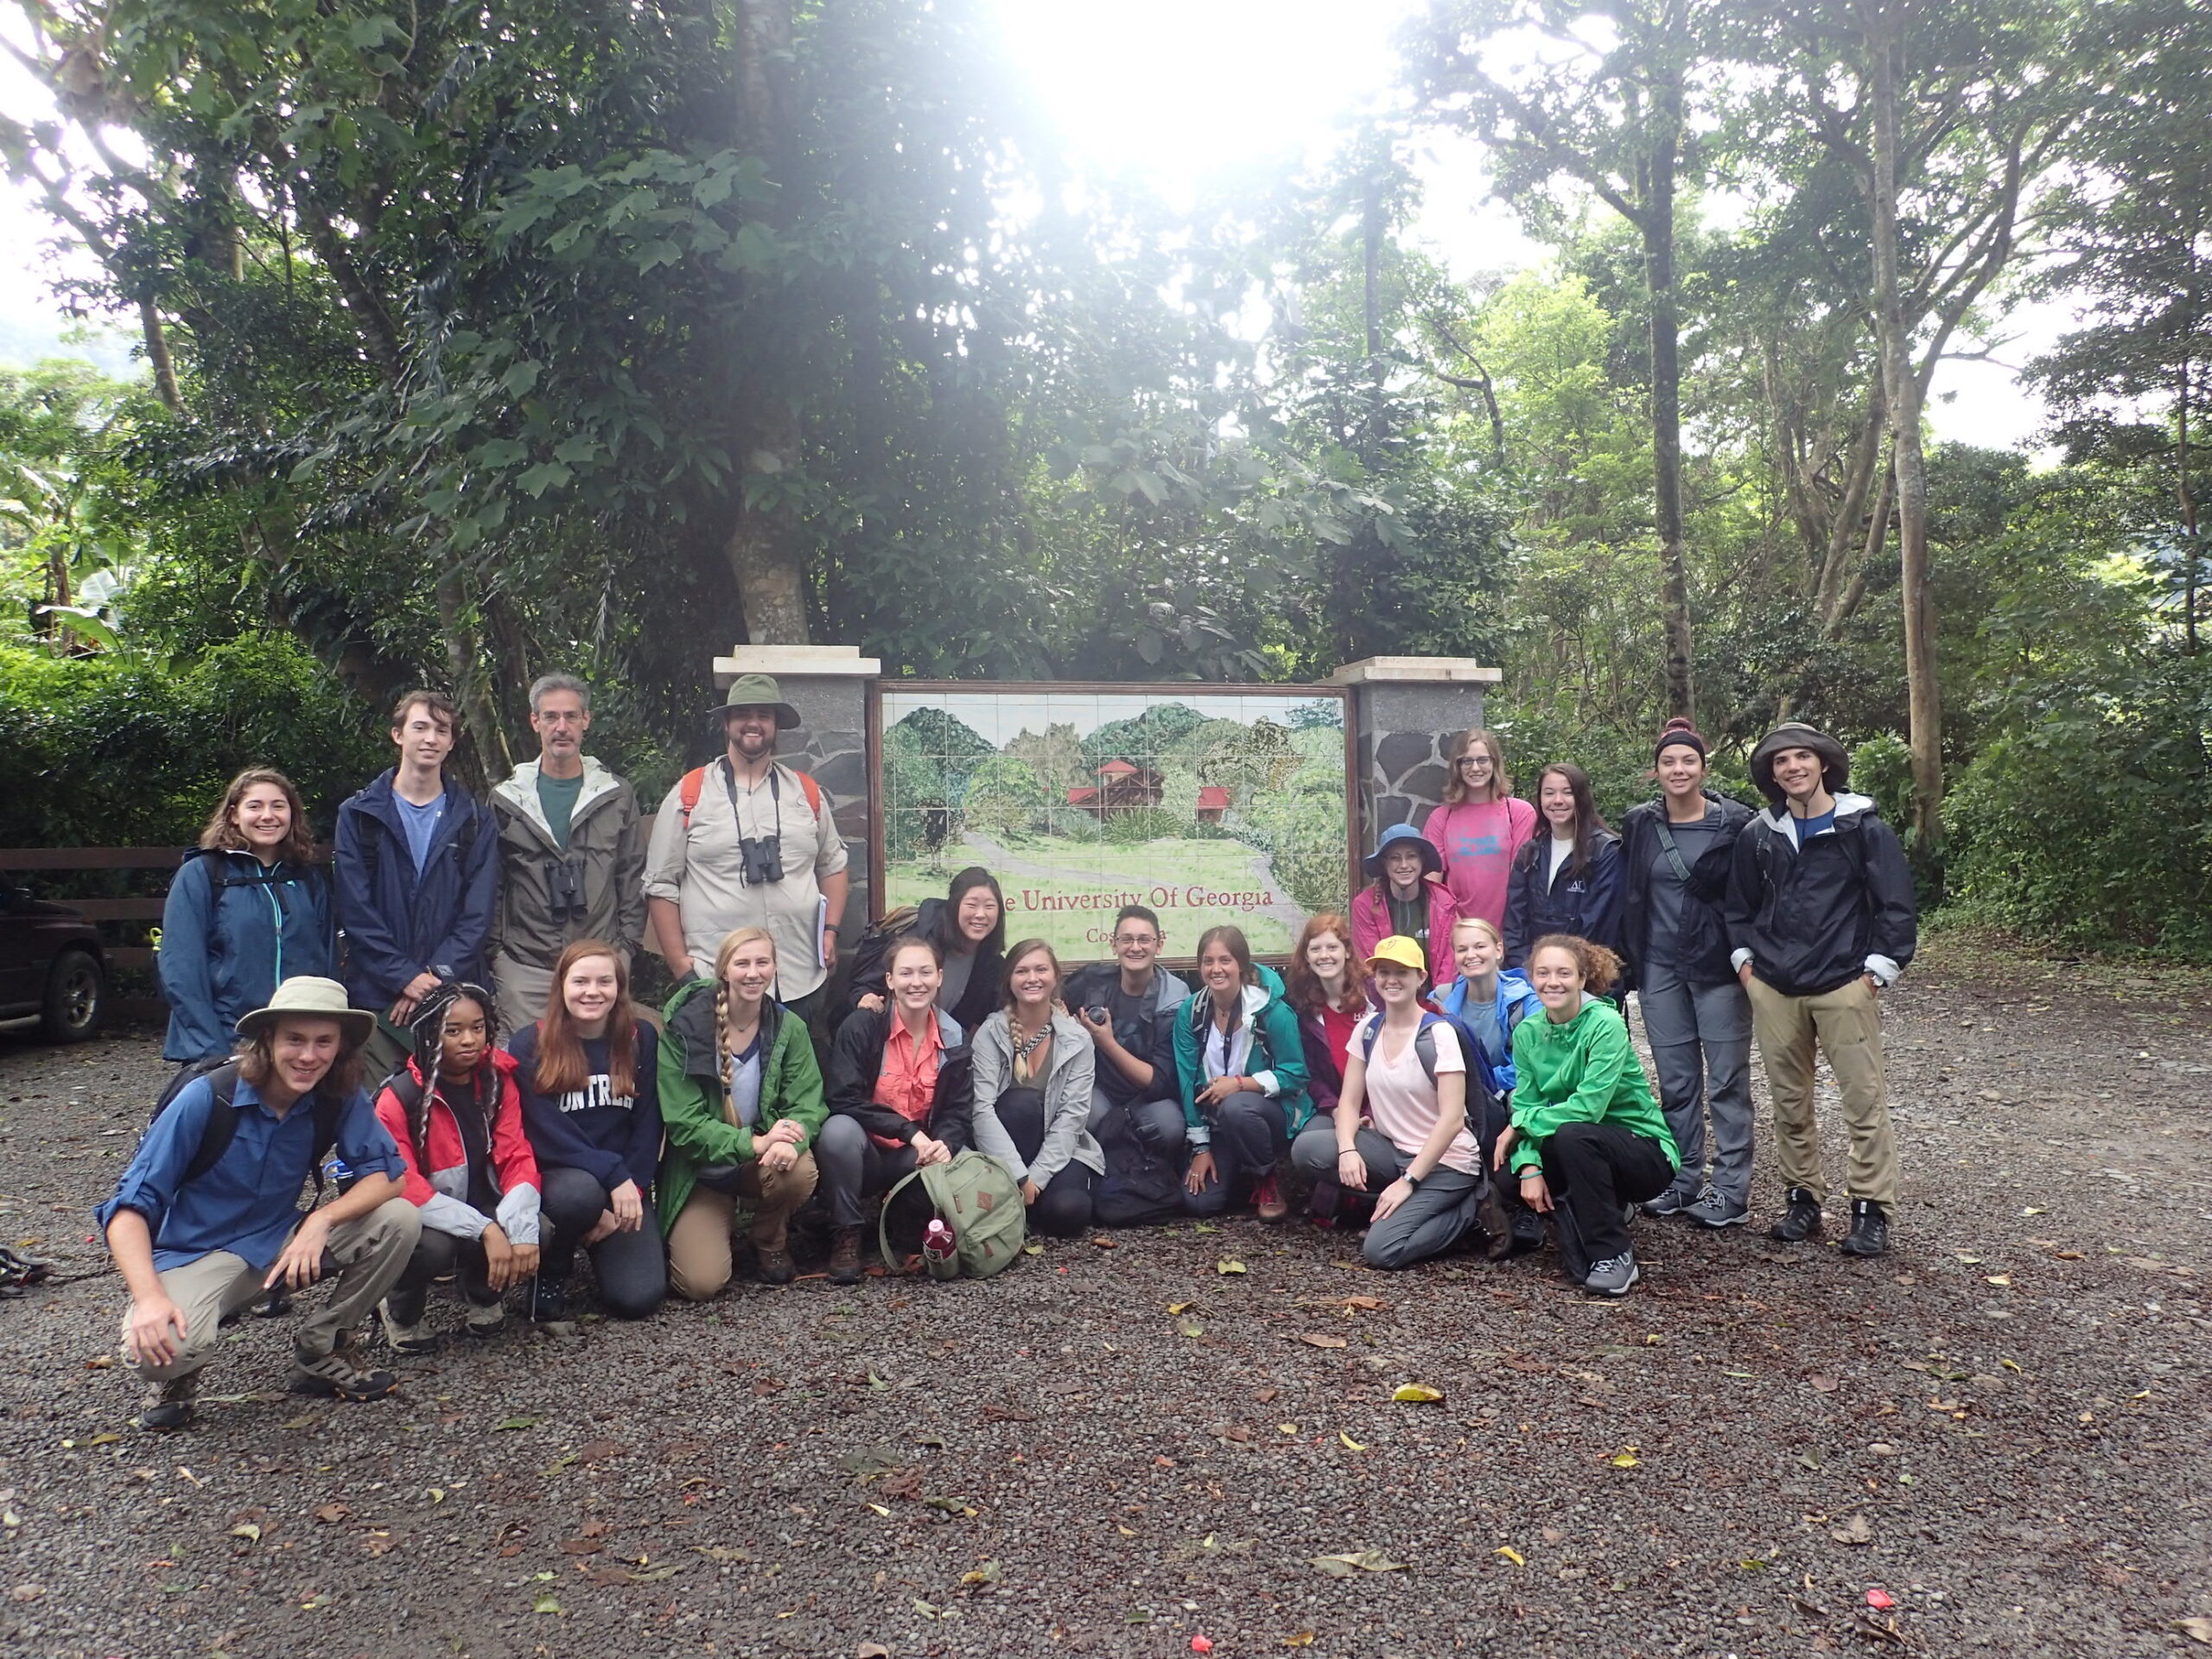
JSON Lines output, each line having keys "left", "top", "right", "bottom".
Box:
{"left": 710, "top": 929, "right": 777, "bottom": 1126}
{"left": 404, "top": 980, "right": 499, "bottom": 1162}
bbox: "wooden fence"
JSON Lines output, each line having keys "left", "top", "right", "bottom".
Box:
{"left": 0, "top": 846, "right": 185, "bottom": 973}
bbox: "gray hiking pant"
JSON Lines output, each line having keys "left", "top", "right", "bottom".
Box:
{"left": 1289, "top": 1121, "right": 1481, "bottom": 1269}
{"left": 1637, "top": 971, "right": 1753, "bottom": 1205}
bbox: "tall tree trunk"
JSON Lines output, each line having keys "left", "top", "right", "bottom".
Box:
{"left": 1643, "top": 52, "right": 1694, "bottom": 724}
{"left": 434, "top": 567, "right": 510, "bottom": 787}
{"left": 2178, "top": 354, "right": 2200, "bottom": 654}
{"left": 1863, "top": 0, "right": 1943, "bottom": 852}
{"left": 137, "top": 296, "right": 185, "bottom": 415}
{"left": 727, "top": 0, "right": 810, "bottom": 645}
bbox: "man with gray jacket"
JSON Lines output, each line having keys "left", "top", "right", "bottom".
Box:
{"left": 487, "top": 674, "right": 646, "bottom": 1032}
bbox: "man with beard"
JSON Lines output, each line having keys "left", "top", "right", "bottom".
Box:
{"left": 644, "top": 676, "right": 849, "bottom": 1028}
{"left": 487, "top": 673, "right": 647, "bottom": 1033}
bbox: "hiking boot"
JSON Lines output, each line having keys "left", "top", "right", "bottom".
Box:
{"left": 755, "top": 1243, "right": 798, "bottom": 1285}
{"left": 1475, "top": 1182, "right": 1514, "bottom": 1262}
{"left": 377, "top": 1300, "right": 441, "bottom": 1357}
{"left": 528, "top": 1278, "right": 578, "bottom": 1335}
{"left": 1508, "top": 1204, "right": 1545, "bottom": 1256}
{"left": 289, "top": 1338, "right": 398, "bottom": 1402}
{"left": 1684, "top": 1188, "right": 1751, "bottom": 1230}
{"left": 463, "top": 1299, "right": 508, "bottom": 1339}
{"left": 1839, "top": 1198, "right": 1890, "bottom": 1257}
{"left": 1769, "top": 1186, "right": 1825, "bottom": 1243}
{"left": 1640, "top": 1188, "right": 1691, "bottom": 1219}
{"left": 1583, "top": 1251, "right": 1640, "bottom": 1296}
{"left": 137, "top": 1372, "right": 198, "bottom": 1432}
{"left": 1252, "top": 1174, "right": 1288, "bottom": 1223}
{"left": 0, "top": 1244, "right": 54, "bottom": 1287}
{"left": 827, "top": 1226, "right": 864, "bottom": 1286}
{"left": 254, "top": 1287, "right": 294, "bottom": 1319}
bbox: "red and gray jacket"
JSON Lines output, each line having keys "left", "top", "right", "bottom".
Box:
{"left": 373, "top": 1051, "right": 542, "bottom": 1246}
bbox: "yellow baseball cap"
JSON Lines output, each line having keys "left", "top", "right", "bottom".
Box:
{"left": 1365, "top": 936, "right": 1427, "bottom": 976}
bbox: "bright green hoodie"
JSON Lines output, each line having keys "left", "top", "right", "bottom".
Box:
{"left": 1505, "top": 997, "right": 1678, "bottom": 1178}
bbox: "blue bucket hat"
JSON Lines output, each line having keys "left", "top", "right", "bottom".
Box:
{"left": 1363, "top": 823, "right": 1443, "bottom": 880}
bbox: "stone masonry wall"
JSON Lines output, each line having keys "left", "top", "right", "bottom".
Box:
{"left": 1352, "top": 681, "right": 1488, "bottom": 849}
{"left": 774, "top": 677, "right": 872, "bottom": 928}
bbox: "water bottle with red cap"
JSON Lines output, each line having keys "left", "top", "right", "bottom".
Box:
{"left": 922, "top": 1217, "right": 957, "bottom": 1280}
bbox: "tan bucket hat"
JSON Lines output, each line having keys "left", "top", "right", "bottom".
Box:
{"left": 712, "top": 673, "right": 802, "bottom": 729}
{"left": 234, "top": 976, "right": 377, "bottom": 1043}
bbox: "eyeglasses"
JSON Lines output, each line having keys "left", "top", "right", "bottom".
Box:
{"left": 1458, "top": 756, "right": 1494, "bottom": 768}
{"left": 1113, "top": 933, "right": 1159, "bottom": 947}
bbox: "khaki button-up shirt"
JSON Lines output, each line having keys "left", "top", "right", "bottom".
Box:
{"left": 643, "top": 760, "right": 848, "bottom": 1001}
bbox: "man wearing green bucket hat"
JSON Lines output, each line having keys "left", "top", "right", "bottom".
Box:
{"left": 644, "top": 674, "right": 849, "bottom": 1025}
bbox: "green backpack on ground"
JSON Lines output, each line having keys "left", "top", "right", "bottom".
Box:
{"left": 879, "top": 1150, "right": 1027, "bottom": 1281}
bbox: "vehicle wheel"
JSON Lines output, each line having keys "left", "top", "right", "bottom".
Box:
{"left": 40, "top": 948, "right": 104, "bottom": 1043}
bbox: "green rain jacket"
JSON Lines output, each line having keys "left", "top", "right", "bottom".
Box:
{"left": 1505, "top": 997, "right": 1679, "bottom": 1179}
{"left": 655, "top": 976, "right": 826, "bottom": 1232}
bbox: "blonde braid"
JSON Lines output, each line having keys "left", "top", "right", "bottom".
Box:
{"left": 711, "top": 981, "right": 738, "bottom": 1126}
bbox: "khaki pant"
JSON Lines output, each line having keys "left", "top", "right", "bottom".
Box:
{"left": 666, "top": 1151, "right": 819, "bottom": 1300}
{"left": 1746, "top": 975, "right": 1898, "bottom": 1207}
{"left": 123, "top": 1197, "right": 422, "bottom": 1382}
{"left": 493, "top": 952, "right": 557, "bottom": 1036}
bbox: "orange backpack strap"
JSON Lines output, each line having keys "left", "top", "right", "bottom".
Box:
{"left": 679, "top": 764, "right": 822, "bottom": 828}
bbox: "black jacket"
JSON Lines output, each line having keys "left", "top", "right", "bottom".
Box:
{"left": 1619, "top": 792, "right": 1755, "bottom": 989}
{"left": 1060, "top": 960, "right": 1185, "bottom": 1107}
{"left": 824, "top": 1005, "right": 975, "bottom": 1151}
{"left": 1724, "top": 794, "right": 1917, "bottom": 998}
{"left": 1502, "top": 829, "right": 1624, "bottom": 968}
{"left": 835, "top": 897, "right": 1002, "bottom": 1033}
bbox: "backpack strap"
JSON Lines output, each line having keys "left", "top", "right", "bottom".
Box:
{"left": 1358, "top": 1014, "right": 1440, "bottom": 1086}
{"left": 678, "top": 764, "right": 823, "bottom": 830}
{"left": 179, "top": 1063, "right": 245, "bottom": 1186}
{"left": 878, "top": 1164, "right": 935, "bottom": 1275}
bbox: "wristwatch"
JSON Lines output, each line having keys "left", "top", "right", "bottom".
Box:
{"left": 1402, "top": 1169, "right": 1423, "bottom": 1191}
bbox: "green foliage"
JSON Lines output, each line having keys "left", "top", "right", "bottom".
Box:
{"left": 0, "top": 634, "right": 386, "bottom": 849}
{"left": 961, "top": 754, "right": 1049, "bottom": 841}
{"left": 1098, "top": 806, "right": 1182, "bottom": 845}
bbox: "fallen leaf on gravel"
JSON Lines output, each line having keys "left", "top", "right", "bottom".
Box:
{"left": 626, "top": 1565, "right": 681, "bottom": 1582}
{"left": 1340, "top": 1294, "right": 1388, "bottom": 1311}
{"left": 60, "top": 1433, "right": 119, "bottom": 1448}
{"left": 1955, "top": 1254, "right": 1982, "bottom": 1264}
{"left": 1022, "top": 1243, "right": 1044, "bottom": 1255}
{"left": 1211, "top": 1423, "right": 1251, "bottom": 1442}
{"left": 1985, "top": 1275, "right": 2011, "bottom": 1286}
{"left": 961, "top": 1560, "right": 1001, "bottom": 1586}
{"left": 533, "top": 1596, "right": 562, "bottom": 1615}
{"left": 1338, "top": 1433, "right": 1364, "bottom": 1451}
{"left": 1286, "top": 1633, "right": 1315, "bottom": 1647}
{"left": 982, "top": 1402, "right": 1035, "bottom": 1422}
{"left": 313, "top": 1503, "right": 348, "bottom": 1524}
{"left": 560, "top": 1537, "right": 603, "bottom": 1555}
{"left": 838, "top": 1447, "right": 903, "bottom": 1479}
{"left": 1254, "top": 1388, "right": 1279, "bottom": 1402}
{"left": 494, "top": 1416, "right": 539, "bottom": 1432}
{"left": 1866, "top": 1587, "right": 1896, "bottom": 1611}
{"left": 427, "top": 1488, "right": 444, "bottom": 1503}
{"left": 541, "top": 1452, "right": 581, "bottom": 1477}
{"left": 1609, "top": 1450, "right": 1641, "bottom": 1469}
{"left": 1809, "top": 1375, "right": 1840, "bottom": 1393}
{"left": 866, "top": 1503, "right": 891, "bottom": 1516}
{"left": 83, "top": 1355, "right": 112, "bottom": 1370}
{"left": 1496, "top": 1546, "right": 1525, "bottom": 1565}
{"left": 1193, "top": 1223, "right": 1219, "bottom": 1233}
{"left": 1278, "top": 1423, "right": 1300, "bottom": 1435}
{"left": 1393, "top": 1384, "right": 1443, "bottom": 1404}
{"left": 2173, "top": 1618, "right": 2212, "bottom": 1643}
{"left": 2022, "top": 1206, "right": 2045, "bottom": 1216}
{"left": 1192, "top": 1637, "right": 1214, "bottom": 1654}
{"left": 1089, "top": 1236, "right": 1118, "bottom": 1249}
{"left": 1299, "top": 1332, "right": 1347, "bottom": 1349}
{"left": 1217, "top": 1259, "right": 1247, "bottom": 1274}
{"left": 693, "top": 1546, "right": 753, "bottom": 1562}
{"left": 1309, "top": 1550, "right": 1407, "bottom": 1576}
{"left": 229, "top": 1523, "right": 261, "bottom": 1543}
{"left": 1832, "top": 1515, "right": 1874, "bottom": 1546}
{"left": 1167, "top": 1301, "right": 1195, "bottom": 1314}
{"left": 11, "top": 1584, "right": 46, "bottom": 1602}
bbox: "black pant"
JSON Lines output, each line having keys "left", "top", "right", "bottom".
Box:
{"left": 994, "top": 1086, "right": 1096, "bottom": 1238}
{"left": 538, "top": 1166, "right": 667, "bottom": 1319}
{"left": 1185, "top": 1090, "right": 1290, "bottom": 1217}
{"left": 387, "top": 1226, "right": 500, "bottom": 1324}
{"left": 1538, "top": 1121, "right": 1675, "bottom": 1275}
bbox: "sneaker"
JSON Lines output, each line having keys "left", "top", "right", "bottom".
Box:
{"left": 1769, "top": 1186, "right": 1825, "bottom": 1243}
{"left": 1252, "top": 1174, "right": 1288, "bottom": 1222}
{"left": 1640, "top": 1188, "right": 1691, "bottom": 1219}
{"left": 528, "top": 1278, "right": 578, "bottom": 1335}
{"left": 377, "top": 1300, "right": 441, "bottom": 1357}
{"left": 288, "top": 1338, "right": 399, "bottom": 1402}
{"left": 827, "top": 1226, "right": 863, "bottom": 1287}
{"left": 1839, "top": 1198, "right": 1889, "bottom": 1257}
{"left": 1684, "top": 1188, "right": 1751, "bottom": 1229}
{"left": 137, "top": 1372, "right": 198, "bottom": 1432}
{"left": 754, "top": 1243, "right": 798, "bottom": 1286}
{"left": 1583, "top": 1252, "right": 1641, "bottom": 1296}
{"left": 463, "top": 1300, "right": 508, "bottom": 1339}
{"left": 1508, "top": 1205, "right": 1545, "bottom": 1256}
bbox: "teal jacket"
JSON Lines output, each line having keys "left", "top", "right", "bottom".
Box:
{"left": 1171, "top": 962, "right": 1313, "bottom": 1147}
{"left": 655, "top": 976, "right": 825, "bottom": 1233}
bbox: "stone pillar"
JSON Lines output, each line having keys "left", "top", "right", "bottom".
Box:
{"left": 1332, "top": 656, "right": 1502, "bottom": 846}
{"left": 713, "top": 644, "right": 881, "bottom": 924}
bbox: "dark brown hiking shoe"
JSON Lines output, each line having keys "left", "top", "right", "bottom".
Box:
{"left": 827, "top": 1226, "right": 863, "bottom": 1286}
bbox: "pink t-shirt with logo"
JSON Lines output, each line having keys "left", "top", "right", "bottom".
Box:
{"left": 1353, "top": 1014, "right": 1478, "bottom": 1176}
{"left": 1424, "top": 798, "right": 1539, "bottom": 928}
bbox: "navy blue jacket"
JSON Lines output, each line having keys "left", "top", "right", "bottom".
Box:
{"left": 1619, "top": 793, "right": 1755, "bottom": 990}
{"left": 159, "top": 849, "right": 337, "bottom": 1062}
{"left": 1503, "top": 829, "right": 1624, "bottom": 968}
{"left": 334, "top": 771, "right": 499, "bottom": 1009}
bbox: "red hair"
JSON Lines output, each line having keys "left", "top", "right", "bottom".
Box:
{"left": 531, "top": 938, "right": 639, "bottom": 1099}
{"left": 1285, "top": 912, "right": 1366, "bottom": 1017}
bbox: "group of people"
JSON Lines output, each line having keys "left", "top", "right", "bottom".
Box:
{"left": 99, "top": 675, "right": 1916, "bottom": 1430}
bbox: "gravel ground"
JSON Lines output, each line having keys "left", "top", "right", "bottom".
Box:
{"left": 1, "top": 936, "right": 2208, "bottom": 1659}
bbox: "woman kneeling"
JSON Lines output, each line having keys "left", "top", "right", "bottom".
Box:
{"left": 1495, "top": 936, "right": 1679, "bottom": 1296}
{"left": 658, "top": 929, "right": 824, "bottom": 1296}
{"left": 969, "top": 939, "right": 1103, "bottom": 1237}
{"left": 1293, "top": 937, "right": 1490, "bottom": 1270}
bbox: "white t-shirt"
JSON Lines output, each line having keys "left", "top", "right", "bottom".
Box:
{"left": 1354, "top": 1014, "right": 1478, "bottom": 1175}
{"left": 1547, "top": 834, "right": 1575, "bottom": 882}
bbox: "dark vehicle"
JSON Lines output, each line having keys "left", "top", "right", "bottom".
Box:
{"left": 0, "top": 883, "right": 105, "bottom": 1042}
